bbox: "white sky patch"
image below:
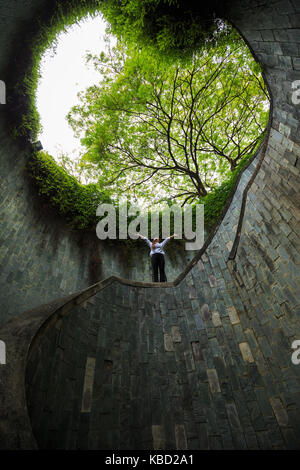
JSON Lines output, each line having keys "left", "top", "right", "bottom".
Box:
{"left": 36, "top": 14, "right": 114, "bottom": 160}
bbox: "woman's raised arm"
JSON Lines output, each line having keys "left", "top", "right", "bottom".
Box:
{"left": 136, "top": 233, "right": 151, "bottom": 248}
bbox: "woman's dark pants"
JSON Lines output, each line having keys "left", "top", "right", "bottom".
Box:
{"left": 151, "top": 253, "right": 167, "bottom": 282}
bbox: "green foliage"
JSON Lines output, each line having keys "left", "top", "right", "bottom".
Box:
{"left": 6, "top": 0, "right": 228, "bottom": 141}
{"left": 26, "top": 135, "right": 265, "bottom": 238}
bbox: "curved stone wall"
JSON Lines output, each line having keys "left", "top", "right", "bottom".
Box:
{"left": 0, "top": 128, "right": 198, "bottom": 325}
{"left": 0, "top": 0, "right": 299, "bottom": 451}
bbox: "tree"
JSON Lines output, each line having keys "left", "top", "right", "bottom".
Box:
{"left": 100, "top": 0, "right": 222, "bottom": 55}
{"left": 68, "top": 27, "right": 269, "bottom": 206}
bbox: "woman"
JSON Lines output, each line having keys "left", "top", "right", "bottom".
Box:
{"left": 137, "top": 233, "right": 177, "bottom": 282}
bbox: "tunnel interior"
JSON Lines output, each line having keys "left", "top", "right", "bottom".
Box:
{"left": 0, "top": 0, "right": 300, "bottom": 451}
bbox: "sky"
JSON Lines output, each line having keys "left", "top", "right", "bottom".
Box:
{"left": 36, "top": 14, "right": 114, "bottom": 160}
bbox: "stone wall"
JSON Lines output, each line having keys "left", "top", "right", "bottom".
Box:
{"left": 0, "top": 1, "right": 200, "bottom": 326}
{"left": 25, "top": 148, "right": 300, "bottom": 449}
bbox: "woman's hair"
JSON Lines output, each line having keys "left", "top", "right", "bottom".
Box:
{"left": 152, "top": 238, "right": 159, "bottom": 250}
